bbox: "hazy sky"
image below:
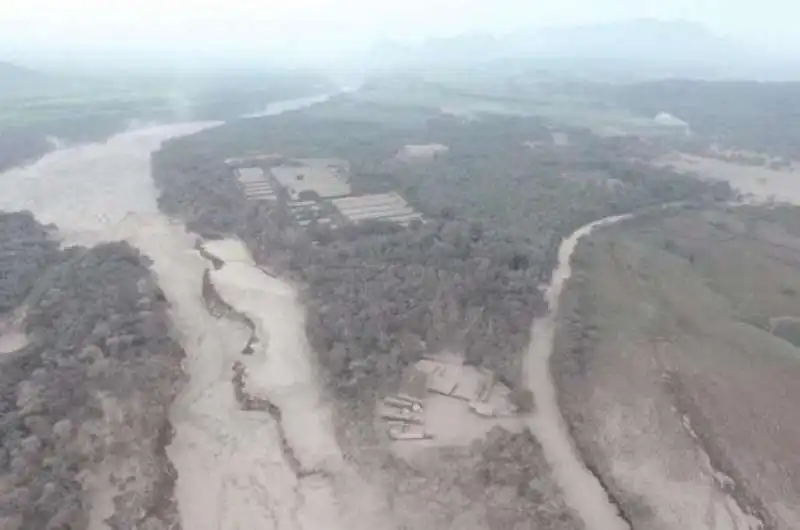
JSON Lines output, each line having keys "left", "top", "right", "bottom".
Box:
{"left": 0, "top": 0, "right": 789, "bottom": 67}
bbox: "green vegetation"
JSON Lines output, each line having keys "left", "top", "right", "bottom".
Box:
{"left": 603, "top": 80, "right": 800, "bottom": 160}
{"left": 0, "top": 212, "right": 184, "bottom": 530}
{"left": 0, "top": 70, "right": 331, "bottom": 171}
{"left": 152, "top": 100, "right": 730, "bottom": 402}
{"left": 0, "top": 212, "right": 59, "bottom": 313}
{"left": 383, "top": 427, "right": 579, "bottom": 528}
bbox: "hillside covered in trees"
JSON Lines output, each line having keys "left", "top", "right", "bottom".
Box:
{"left": 606, "top": 80, "right": 800, "bottom": 160}
{"left": 0, "top": 72, "right": 330, "bottom": 172}
{"left": 0, "top": 211, "right": 184, "bottom": 530}
{"left": 152, "top": 100, "right": 732, "bottom": 407}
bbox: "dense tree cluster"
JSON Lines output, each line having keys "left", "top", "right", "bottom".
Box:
{"left": 0, "top": 213, "right": 184, "bottom": 530}
{"left": 152, "top": 101, "right": 731, "bottom": 399}
{"left": 0, "top": 115, "right": 147, "bottom": 172}
{"left": 296, "top": 219, "right": 545, "bottom": 388}
{"left": 0, "top": 74, "right": 331, "bottom": 172}
{"left": 0, "top": 129, "right": 54, "bottom": 173}
{"left": 606, "top": 80, "right": 800, "bottom": 160}
{"left": 0, "top": 211, "right": 60, "bottom": 313}
{"left": 385, "top": 426, "right": 581, "bottom": 529}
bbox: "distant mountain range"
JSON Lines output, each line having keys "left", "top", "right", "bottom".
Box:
{"left": 0, "top": 60, "right": 38, "bottom": 75}
{"left": 369, "top": 19, "right": 783, "bottom": 80}
{"left": 0, "top": 61, "right": 42, "bottom": 86}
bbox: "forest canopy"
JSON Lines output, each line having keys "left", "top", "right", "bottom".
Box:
{"left": 153, "top": 100, "right": 731, "bottom": 402}
{"left": 0, "top": 212, "right": 184, "bottom": 530}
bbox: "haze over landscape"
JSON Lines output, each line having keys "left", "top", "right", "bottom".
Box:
{"left": 2, "top": 0, "right": 800, "bottom": 71}
{"left": 2, "top": 3, "right": 800, "bottom": 530}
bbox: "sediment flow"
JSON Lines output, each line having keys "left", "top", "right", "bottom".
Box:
{"left": 525, "top": 215, "right": 633, "bottom": 530}
{"left": 0, "top": 95, "right": 393, "bottom": 530}
{"left": 2, "top": 92, "right": 748, "bottom": 530}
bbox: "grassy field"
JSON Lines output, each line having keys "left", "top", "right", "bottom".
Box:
{"left": 553, "top": 205, "right": 800, "bottom": 529}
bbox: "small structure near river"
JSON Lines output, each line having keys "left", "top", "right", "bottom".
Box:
{"left": 380, "top": 354, "right": 519, "bottom": 444}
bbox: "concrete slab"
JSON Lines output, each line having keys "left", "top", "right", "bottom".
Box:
{"left": 388, "top": 423, "right": 429, "bottom": 441}
{"left": 379, "top": 405, "right": 424, "bottom": 424}
{"left": 236, "top": 167, "right": 266, "bottom": 182}
{"left": 398, "top": 367, "right": 428, "bottom": 401}
{"left": 331, "top": 192, "right": 424, "bottom": 225}
{"left": 452, "top": 366, "right": 488, "bottom": 402}
{"left": 347, "top": 207, "right": 415, "bottom": 221}
{"left": 271, "top": 162, "right": 351, "bottom": 199}
{"left": 396, "top": 144, "right": 449, "bottom": 160}
{"left": 427, "top": 363, "right": 461, "bottom": 396}
{"left": 414, "top": 359, "right": 441, "bottom": 376}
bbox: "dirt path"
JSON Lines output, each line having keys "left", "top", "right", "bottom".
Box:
{"left": 525, "top": 214, "right": 632, "bottom": 530}
{"left": 0, "top": 95, "right": 392, "bottom": 530}
{"left": 527, "top": 206, "right": 768, "bottom": 530}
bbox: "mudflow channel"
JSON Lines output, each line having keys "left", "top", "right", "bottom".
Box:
{"left": 0, "top": 96, "right": 389, "bottom": 530}
{"left": 0, "top": 95, "right": 695, "bottom": 530}
{"left": 524, "top": 206, "right": 763, "bottom": 530}
{"left": 525, "top": 214, "right": 633, "bottom": 530}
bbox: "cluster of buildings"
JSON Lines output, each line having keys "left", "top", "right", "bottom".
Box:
{"left": 332, "top": 192, "right": 423, "bottom": 226}
{"left": 231, "top": 157, "right": 424, "bottom": 229}
{"left": 379, "top": 355, "right": 514, "bottom": 442}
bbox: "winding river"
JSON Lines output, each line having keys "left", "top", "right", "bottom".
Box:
{"left": 525, "top": 215, "right": 633, "bottom": 530}
{"left": 0, "top": 95, "right": 395, "bottom": 530}
{"left": 1, "top": 92, "right": 643, "bottom": 530}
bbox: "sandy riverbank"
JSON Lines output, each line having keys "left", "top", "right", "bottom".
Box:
{"left": 0, "top": 94, "right": 374, "bottom": 530}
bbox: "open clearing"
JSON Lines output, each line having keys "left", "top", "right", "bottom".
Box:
{"left": 395, "top": 143, "right": 449, "bottom": 161}
{"left": 657, "top": 152, "right": 800, "bottom": 204}
{"left": 271, "top": 158, "right": 351, "bottom": 199}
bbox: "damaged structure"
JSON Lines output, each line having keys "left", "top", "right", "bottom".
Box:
{"left": 380, "top": 356, "right": 516, "bottom": 442}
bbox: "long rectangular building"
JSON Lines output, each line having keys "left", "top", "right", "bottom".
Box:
{"left": 332, "top": 192, "right": 423, "bottom": 226}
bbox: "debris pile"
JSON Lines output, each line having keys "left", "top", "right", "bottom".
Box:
{"left": 380, "top": 356, "right": 519, "bottom": 442}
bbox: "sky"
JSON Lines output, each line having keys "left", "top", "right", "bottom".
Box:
{"left": 0, "top": 0, "right": 792, "bottom": 68}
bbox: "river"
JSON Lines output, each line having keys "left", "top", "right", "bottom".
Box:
{"left": 1, "top": 92, "right": 655, "bottom": 530}
{"left": 0, "top": 94, "right": 396, "bottom": 530}
{"left": 525, "top": 214, "right": 633, "bottom": 530}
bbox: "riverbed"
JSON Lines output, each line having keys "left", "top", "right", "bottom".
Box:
{"left": 525, "top": 214, "right": 632, "bottom": 530}
{"left": 0, "top": 92, "right": 720, "bottom": 530}
{"left": 531, "top": 206, "right": 766, "bottom": 530}
{"left": 0, "top": 98, "right": 626, "bottom": 529}
{"left": 0, "top": 95, "right": 393, "bottom": 530}
{"left": 202, "top": 239, "right": 392, "bottom": 530}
